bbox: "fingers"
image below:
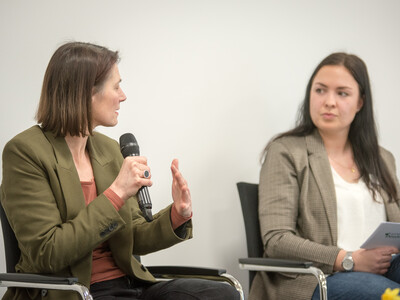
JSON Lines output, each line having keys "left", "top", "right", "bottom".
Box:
{"left": 123, "top": 156, "right": 152, "bottom": 188}
{"left": 125, "top": 156, "right": 152, "bottom": 180}
{"left": 171, "top": 159, "right": 187, "bottom": 187}
{"left": 171, "top": 158, "right": 179, "bottom": 170}
{"left": 126, "top": 155, "right": 148, "bottom": 165}
{"left": 171, "top": 159, "right": 191, "bottom": 200}
{"left": 384, "top": 247, "right": 399, "bottom": 255}
{"left": 376, "top": 260, "right": 391, "bottom": 274}
{"left": 356, "top": 247, "right": 397, "bottom": 274}
{"left": 111, "top": 156, "right": 155, "bottom": 201}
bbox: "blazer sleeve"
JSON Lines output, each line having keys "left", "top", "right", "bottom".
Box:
{"left": 259, "top": 139, "right": 340, "bottom": 274}
{"left": 127, "top": 203, "right": 192, "bottom": 256}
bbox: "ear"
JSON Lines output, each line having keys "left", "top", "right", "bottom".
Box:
{"left": 91, "top": 87, "right": 98, "bottom": 103}
{"left": 356, "top": 96, "right": 364, "bottom": 112}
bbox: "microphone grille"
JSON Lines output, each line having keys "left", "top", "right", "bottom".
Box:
{"left": 119, "top": 133, "right": 140, "bottom": 157}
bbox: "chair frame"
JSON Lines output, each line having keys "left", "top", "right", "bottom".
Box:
{"left": 0, "top": 273, "right": 92, "bottom": 299}
{"left": 1, "top": 202, "right": 244, "bottom": 300}
{"left": 237, "top": 182, "right": 327, "bottom": 300}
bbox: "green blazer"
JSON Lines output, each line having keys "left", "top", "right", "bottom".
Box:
{"left": 1, "top": 125, "right": 192, "bottom": 300}
{"left": 250, "top": 130, "right": 400, "bottom": 300}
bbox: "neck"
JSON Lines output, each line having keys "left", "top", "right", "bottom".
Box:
{"left": 318, "top": 129, "right": 351, "bottom": 157}
{"left": 319, "top": 129, "right": 359, "bottom": 182}
{"left": 65, "top": 135, "right": 89, "bottom": 162}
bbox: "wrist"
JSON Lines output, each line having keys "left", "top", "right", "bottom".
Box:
{"left": 171, "top": 204, "right": 192, "bottom": 230}
{"left": 104, "top": 188, "right": 124, "bottom": 211}
{"left": 341, "top": 251, "right": 355, "bottom": 272}
{"left": 334, "top": 250, "right": 347, "bottom": 271}
{"left": 109, "top": 183, "right": 127, "bottom": 202}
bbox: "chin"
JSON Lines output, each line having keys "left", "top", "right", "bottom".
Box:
{"left": 99, "top": 121, "right": 118, "bottom": 128}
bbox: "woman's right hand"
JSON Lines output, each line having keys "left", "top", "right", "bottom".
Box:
{"left": 109, "top": 156, "right": 152, "bottom": 202}
{"left": 353, "top": 247, "right": 398, "bottom": 274}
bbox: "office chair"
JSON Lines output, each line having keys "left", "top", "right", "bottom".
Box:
{"left": 236, "top": 182, "right": 327, "bottom": 300}
{"left": 0, "top": 202, "right": 244, "bottom": 300}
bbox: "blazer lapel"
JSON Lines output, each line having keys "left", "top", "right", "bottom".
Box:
{"left": 86, "top": 134, "right": 120, "bottom": 195}
{"left": 306, "top": 131, "right": 338, "bottom": 245}
{"left": 43, "top": 130, "right": 85, "bottom": 221}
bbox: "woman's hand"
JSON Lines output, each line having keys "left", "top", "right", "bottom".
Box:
{"left": 353, "top": 247, "right": 398, "bottom": 274}
{"left": 171, "top": 159, "right": 192, "bottom": 218}
{"left": 110, "top": 156, "right": 152, "bottom": 202}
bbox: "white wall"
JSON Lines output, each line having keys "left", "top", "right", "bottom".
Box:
{"left": 1, "top": 0, "right": 399, "bottom": 297}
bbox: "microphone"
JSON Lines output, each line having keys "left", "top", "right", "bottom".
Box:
{"left": 119, "top": 133, "right": 153, "bottom": 222}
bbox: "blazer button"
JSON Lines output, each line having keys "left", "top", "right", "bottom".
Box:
{"left": 109, "top": 222, "right": 118, "bottom": 231}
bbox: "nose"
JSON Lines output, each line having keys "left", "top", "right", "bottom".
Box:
{"left": 120, "top": 89, "right": 127, "bottom": 102}
{"left": 324, "top": 91, "right": 336, "bottom": 108}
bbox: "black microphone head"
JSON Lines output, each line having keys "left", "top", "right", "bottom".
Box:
{"left": 119, "top": 133, "right": 140, "bottom": 158}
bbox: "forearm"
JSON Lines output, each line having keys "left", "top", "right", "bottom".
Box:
{"left": 265, "top": 230, "right": 341, "bottom": 273}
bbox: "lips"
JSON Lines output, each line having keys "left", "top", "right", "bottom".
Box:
{"left": 321, "top": 112, "right": 336, "bottom": 119}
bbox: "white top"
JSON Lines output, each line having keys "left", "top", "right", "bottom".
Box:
{"left": 332, "top": 166, "right": 387, "bottom": 251}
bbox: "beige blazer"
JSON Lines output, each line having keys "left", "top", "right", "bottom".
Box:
{"left": 1, "top": 125, "right": 192, "bottom": 300}
{"left": 250, "top": 130, "right": 400, "bottom": 300}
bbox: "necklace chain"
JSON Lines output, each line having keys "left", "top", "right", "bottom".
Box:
{"left": 328, "top": 156, "right": 356, "bottom": 173}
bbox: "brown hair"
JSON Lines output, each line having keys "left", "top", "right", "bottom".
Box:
{"left": 36, "top": 42, "right": 119, "bottom": 137}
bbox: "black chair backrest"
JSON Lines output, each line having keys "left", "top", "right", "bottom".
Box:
{"left": 236, "top": 182, "right": 263, "bottom": 287}
{"left": 0, "top": 202, "right": 20, "bottom": 273}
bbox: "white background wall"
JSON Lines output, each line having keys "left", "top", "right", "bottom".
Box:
{"left": 1, "top": 0, "right": 399, "bottom": 297}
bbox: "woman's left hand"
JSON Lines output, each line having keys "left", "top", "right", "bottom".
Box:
{"left": 171, "top": 159, "right": 192, "bottom": 218}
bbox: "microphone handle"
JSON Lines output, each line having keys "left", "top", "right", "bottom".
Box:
{"left": 138, "top": 186, "right": 153, "bottom": 222}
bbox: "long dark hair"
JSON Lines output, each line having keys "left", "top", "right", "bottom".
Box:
{"left": 264, "top": 52, "right": 398, "bottom": 203}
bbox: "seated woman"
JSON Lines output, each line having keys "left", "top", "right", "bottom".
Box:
{"left": 0, "top": 41, "right": 240, "bottom": 300}
{"left": 251, "top": 52, "right": 400, "bottom": 300}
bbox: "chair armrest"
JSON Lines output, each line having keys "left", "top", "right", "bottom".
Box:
{"left": 239, "top": 257, "right": 313, "bottom": 268}
{"left": 0, "top": 273, "right": 92, "bottom": 300}
{"left": 238, "top": 258, "right": 327, "bottom": 300}
{"left": 0, "top": 273, "right": 78, "bottom": 284}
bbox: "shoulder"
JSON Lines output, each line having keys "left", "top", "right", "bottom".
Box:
{"left": 264, "top": 132, "right": 325, "bottom": 173}
{"left": 266, "top": 135, "right": 308, "bottom": 160}
{"left": 271, "top": 135, "right": 306, "bottom": 148}
{"left": 262, "top": 135, "right": 309, "bottom": 176}
{"left": 379, "top": 146, "right": 395, "bottom": 162}
{"left": 6, "top": 125, "right": 46, "bottom": 143}
{"left": 3, "top": 125, "right": 49, "bottom": 156}
{"left": 268, "top": 130, "right": 325, "bottom": 156}
{"left": 379, "top": 146, "right": 397, "bottom": 171}
{"left": 2, "top": 126, "right": 55, "bottom": 176}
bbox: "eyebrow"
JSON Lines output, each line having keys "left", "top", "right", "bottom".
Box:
{"left": 314, "top": 82, "right": 353, "bottom": 90}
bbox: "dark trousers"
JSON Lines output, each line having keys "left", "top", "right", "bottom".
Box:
{"left": 90, "top": 276, "right": 240, "bottom": 300}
